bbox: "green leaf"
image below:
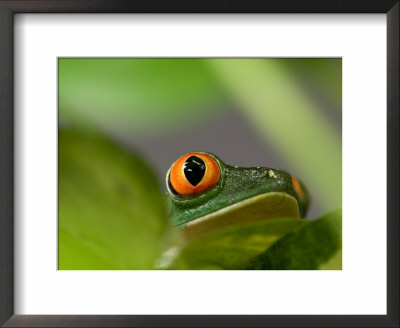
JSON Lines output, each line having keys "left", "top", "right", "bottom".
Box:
{"left": 282, "top": 58, "right": 342, "bottom": 109}
{"left": 248, "top": 208, "right": 342, "bottom": 270}
{"left": 207, "top": 59, "right": 342, "bottom": 210}
{"left": 58, "top": 58, "right": 226, "bottom": 136}
{"left": 170, "top": 218, "right": 305, "bottom": 270}
{"left": 58, "top": 128, "right": 168, "bottom": 269}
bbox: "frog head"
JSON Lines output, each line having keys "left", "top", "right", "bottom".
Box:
{"left": 165, "top": 152, "right": 309, "bottom": 239}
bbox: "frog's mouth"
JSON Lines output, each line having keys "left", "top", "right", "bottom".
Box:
{"left": 180, "top": 191, "right": 300, "bottom": 241}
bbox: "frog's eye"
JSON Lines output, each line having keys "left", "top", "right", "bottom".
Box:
{"left": 291, "top": 176, "right": 304, "bottom": 197}
{"left": 168, "top": 153, "right": 220, "bottom": 196}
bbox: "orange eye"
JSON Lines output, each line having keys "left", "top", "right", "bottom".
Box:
{"left": 291, "top": 176, "right": 304, "bottom": 197}
{"left": 168, "top": 153, "right": 220, "bottom": 196}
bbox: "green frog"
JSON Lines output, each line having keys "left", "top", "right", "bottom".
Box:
{"left": 165, "top": 152, "right": 309, "bottom": 240}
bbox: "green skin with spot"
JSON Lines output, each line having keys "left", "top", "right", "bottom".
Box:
{"left": 166, "top": 152, "right": 309, "bottom": 228}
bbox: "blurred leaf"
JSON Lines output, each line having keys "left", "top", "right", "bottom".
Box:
{"left": 207, "top": 59, "right": 342, "bottom": 210}
{"left": 59, "top": 58, "right": 227, "bottom": 136}
{"left": 169, "top": 218, "right": 305, "bottom": 270}
{"left": 58, "top": 128, "right": 168, "bottom": 269}
{"left": 319, "top": 248, "right": 342, "bottom": 270}
{"left": 248, "top": 208, "right": 342, "bottom": 270}
{"left": 283, "top": 58, "right": 342, "bottom": 109}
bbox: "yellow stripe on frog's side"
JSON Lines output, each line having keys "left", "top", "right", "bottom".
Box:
{"left": 181, "top": 192, "right": 300, "bottom": 241}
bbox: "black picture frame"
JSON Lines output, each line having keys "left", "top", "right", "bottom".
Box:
{"left": 0, "top": 1, "right": 398, "bottom": 327}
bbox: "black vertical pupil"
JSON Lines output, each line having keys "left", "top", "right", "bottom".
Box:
{"left": 183, "top": 156, "right": 206, "bottom": 186}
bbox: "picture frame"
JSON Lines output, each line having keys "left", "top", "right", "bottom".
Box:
{"left": 0, "top": 0, "right": 398, "bottom": 327}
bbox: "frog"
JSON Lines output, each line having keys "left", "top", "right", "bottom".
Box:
{"left": 165, "top": 152, "right": 309, "bottom": 240}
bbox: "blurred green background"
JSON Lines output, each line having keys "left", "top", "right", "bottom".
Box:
{"left": 58, "top": 58, "right": 342, "bottom": 269}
